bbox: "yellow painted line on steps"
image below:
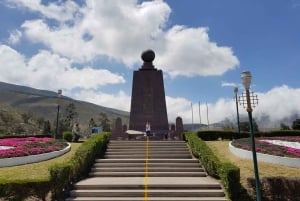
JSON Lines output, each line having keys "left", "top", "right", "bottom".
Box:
{"left": 144, "top": 136, "right": 149, "bottom": 201}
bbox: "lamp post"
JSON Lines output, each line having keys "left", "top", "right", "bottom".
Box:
{"left": 55, "top": 89, "right": 62, "bottom": 139}
{"left": 234, "top": 87, "right": 241, "bottom": 134}
{"left": 240, "top": 71, "right": 261, "bottom": 201}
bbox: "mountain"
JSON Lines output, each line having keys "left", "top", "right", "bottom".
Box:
{"left": 0, "top": 81, "right": 129, "bottom": 131}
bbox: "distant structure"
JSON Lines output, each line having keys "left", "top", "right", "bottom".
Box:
{"left": 129, "top": 50, "right": 169, "bottom": 137}
{"left": 175, "top": 117, "right": 184, "bottom": 139}
{"left": 111, "top": 117, "right": 124, "bottom": 139}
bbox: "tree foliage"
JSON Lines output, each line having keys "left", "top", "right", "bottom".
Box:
{"left": 292, "top": 119, "right": 300, "bottom": 130}
{"left": 240, "top": 119, "right": 259, "bottom": 132}
{"left": 98, "top": 112, "right": 111, "bottom": 131}
{"left": 280, "top": 123, "right": 290, "bottom": 130}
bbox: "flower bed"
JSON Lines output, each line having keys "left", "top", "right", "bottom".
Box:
{"left": 231, "top": 136, "right": 300, "bottom": 158}
{"left": 0, "top": 137, "right": 68, "bottom": 159}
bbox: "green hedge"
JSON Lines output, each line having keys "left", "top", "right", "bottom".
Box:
{"left": 63, "top": 131, "right": 73, "bottom": 142}
{"left": 0, "top": 132, "right": 110, "bottom": 201}
{"left": 247, "top": 176, "right": 300, "bottom": 201}
{"left": 49, "top": 132, "right": 110, "bottom": 199}
{"left": 0, "top": 179, "right": 50, "bottom": 201}
{"left": 184, "top": 132, "right": 240, "bottom": 200}
{"left": 197, "top": 130, "right": 300, "bottom": 141}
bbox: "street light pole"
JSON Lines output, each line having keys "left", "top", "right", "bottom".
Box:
{"left": 55, "top": 89, "right": 62, "bottom": 139}
{"left": 234, "top": 87, "right": 241, "bottom": 134}
{"left": 240, "top": 71, "right": 261, "bottom": 201}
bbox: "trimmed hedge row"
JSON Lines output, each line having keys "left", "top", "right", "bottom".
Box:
{"left": 247, "top": 176, "right": 300, "bottom": 201}
{"left": 50, "top": 132, "right": 110, "bottom": 199}
{"left": 197, "top": 130, "right": 300, "bottom": 141}
{"left": 184, "top": 132, "right": 240, "bottom": 200}
{"left": 0, "top": 133, "right": 110, "bottom": 201}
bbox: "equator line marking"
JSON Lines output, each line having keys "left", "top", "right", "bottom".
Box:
{"left": 144, "top": 136, "right": 149, "bottom": 201}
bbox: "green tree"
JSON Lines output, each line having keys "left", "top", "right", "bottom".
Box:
{"left": 43, "top": 120, "right": 51, "bottom": 134}
{"left": 36, "top": 117, "right": 45, "bottom": 129}
{"left": 0, "top": 110, "right": 14, "bottom": 134}
{"left": 21, "top": 112, "right": 32, "bottom": 124}
{"left": 292, "top": 119, "right": 300, "bottom": 130}
{"left": 63, "top": 103, "right": 78, "bottom": 131}
{"left": 98, "top": 112, "right": 111, "bottom": 131}
{"left": 89, "top": 118, "right": 96, "bottom": 128}
{"left": 280, "top": 123, "right": 290, "bottom": 130}
{"left": 240, "top": 119, "right": 259, "bottom": 132}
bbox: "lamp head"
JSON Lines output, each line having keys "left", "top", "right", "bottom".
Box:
{"left": 241, "top": 71, "right": 252, "bottom": 90}
{"left": 234, "top": 86, "right": 238, "bottom": 94}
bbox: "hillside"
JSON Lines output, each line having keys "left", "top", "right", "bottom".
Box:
{"left": 0, "top": 81, "right": 129, "bottom": 134}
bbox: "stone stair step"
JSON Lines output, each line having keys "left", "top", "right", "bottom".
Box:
{"left": 66, "top": 197, "right": 227, "bottom": 201}
{"left": 89, "top": 172, "right": 207, "bottom": 177}
{"left": 91, "top": 167, "right": 203, "bottom": 172}
{"left": 69, "top": 189, "right": 225, "bottom": 197}
{"left": 104, "top": 154, "right": 192, "bottom": 159}
{"left": 106, "top": 150, "right": 189, "bottom": 154}
{"left": 94, "top": 163, "right": 201, "bottom": 168}
{"left": 95, "top": 159, "right": 199, "bottom": 163}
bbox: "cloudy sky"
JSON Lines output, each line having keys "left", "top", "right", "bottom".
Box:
{"left": 1, "top": 0, "right": 300, "bottom": 128}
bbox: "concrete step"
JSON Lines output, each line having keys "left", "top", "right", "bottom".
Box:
{"left": 94, "top": 162, "right": 201, "bottom": 168}
{"left": 104, "top": 154, "right": 192, "bottom": 159}
{"left": 69, "top": 189, "right": 225, "bottom": 197}
{"left": 89, "top": 171, "right": 207, "bottom": 177}
{"left": 106, "top": 150, "right": 189, "bottom": 154}
{"left": 91, "top": 167, "right": 204, "bottom": 172}
{"left": 66, "top": 197, "right": 227, "bottom": 201}
{"left": 95, "top": 159, "right": 199, "bottom": 163}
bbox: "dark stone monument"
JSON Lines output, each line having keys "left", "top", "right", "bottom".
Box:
{"left": 129, "top": 50, "right": 169, "bottom": 136}
{"left": 175, "top": 116, "right": 183, "bottom": 139}
{"left": 111, "top": 117, "right": 124, "bottom": 139}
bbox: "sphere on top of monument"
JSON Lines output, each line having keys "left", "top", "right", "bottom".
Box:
{"left": 141, "top": 49, "right": 155, "bottom": 62}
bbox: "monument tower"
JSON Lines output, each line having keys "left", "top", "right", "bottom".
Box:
{"left": 129, "top": 50, "right": 169, "bottom": 136}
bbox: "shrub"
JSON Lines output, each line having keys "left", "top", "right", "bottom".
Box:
{"left": 0, "top": 179, "right": 50, "bottom": 201}
{"left": 63, "top": 131, "right": 73, "bottom": 142}
{"left": 247, "top": 176, "right": 300, "bottom": 201}
{"left": 49, "top": 132, "right": 110, "bottom": 200}
{"left": 184, "top": 132, "right": 240, "bottom": 200}
{"left": 0, "top": 132, "right": 110, "bottom": 201}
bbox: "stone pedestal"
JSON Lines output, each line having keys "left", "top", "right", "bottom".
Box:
{"left": 129, "top": 50, "right": 169, "bottom": 137}
{"left": 111, "top": 117, "right": 124, "bottom": 139}
{"left": 175, "top": 116, "right": 183, "bottom": 140}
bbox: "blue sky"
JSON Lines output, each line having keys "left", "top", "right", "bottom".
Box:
{"left": 1, "top": 0, "right": 300, "bottom": 127}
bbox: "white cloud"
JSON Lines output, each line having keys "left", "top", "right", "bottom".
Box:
{"left": 255, "top": 85, "right": 300, "bottom": 126}
{"left": 221, "top": 81, "right": 238, "bottom": 88}
{"left": 0, "top": 45, "right": 125, "bottom": 90}
{"left": 6, "top": 0, "right": 80, "bottom": 22}
{"left": 73, "top": 90, "right": 131, "bottom": 112}
{"left": 156, "top": 26, "right": 239, "bottom": 77}
{"left": 15, "top": 0, "right": 238, "bottom": 77}
{"left": 8, "top": 30, "right": 22, "bottom": 44}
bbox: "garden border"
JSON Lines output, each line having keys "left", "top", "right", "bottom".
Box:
{"left": 229, "top": 142, "right": 300, "bottom": 168}
{"left": 0, "top": 143, "right": 71, "bottom": 167}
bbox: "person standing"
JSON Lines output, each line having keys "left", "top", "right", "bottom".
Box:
{"left": 72, "top": 123, "right": 81, "bottom": 142}
{"left": 145, "top": 121, "right": 151, "bottom": 136}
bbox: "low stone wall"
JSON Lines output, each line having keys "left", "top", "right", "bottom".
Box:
{"left": 0, "top": 143, "right": 71, "bottom": 167}
{"left": 229, "top": 142, "right": 300, "bottom": 168}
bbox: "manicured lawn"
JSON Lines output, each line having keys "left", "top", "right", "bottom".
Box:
{"left": 206, "top": 141, "right": 300, "bottom": 188}
{"left": 0, "top": 143, "right": 81, "bottom": 182}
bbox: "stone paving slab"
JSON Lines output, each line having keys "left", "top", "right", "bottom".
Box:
{"left": 75, "top": 176, "right": 221, "bottom": 186}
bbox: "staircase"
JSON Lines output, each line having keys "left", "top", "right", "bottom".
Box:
{"left": 66, "top": 140, "right": 227, "bottom": 201}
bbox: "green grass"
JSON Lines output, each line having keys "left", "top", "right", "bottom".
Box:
{"left": 206, "top": 141, "right": 300, "bottom": 188}
{"left": 0, "top": 143, "right": 81, "bottom": 182}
